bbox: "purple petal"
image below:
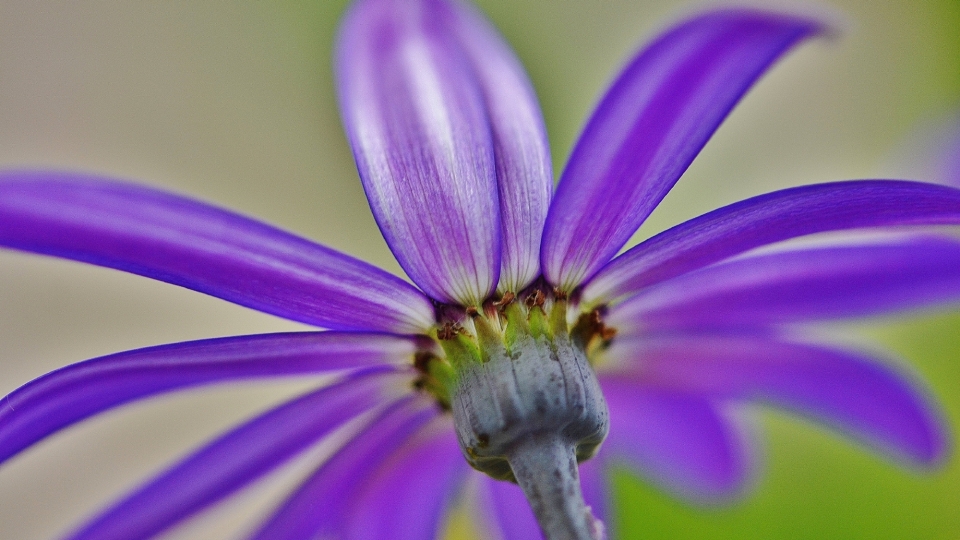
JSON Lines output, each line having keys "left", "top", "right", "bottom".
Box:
{"left": 342, "top": 418, "right": 467, "bottom": 540}
{"left": 599, "top": 376, "right": 753, "bottom": 501}
{"left": 606, "top": 334, "right": 948, "bottom": 465}
{"left": 444, "top": 0, "right": 553, "bottom": 293}
{"left": 475, "top": 473, "right": 541, "bottom": 540}
{"left": 584, "top": 180, "right": 960, "bottom": 305}
{"left": 0, "top": 172, "right": 435, "bottom": 333}
{"left": 0, "top": 331, "right": 419, "bottom": 465}
{"left": 250, "top": 401, "right": 457, "bottom": 540}
{"left": 542, "top": 9, "right": 822, "bottom": 291}
{"left": 67, "top": 369, "right": 409, "bottom": 540}
{"left": 578, "top": 459, "right": 609, "bottom": 535}
{"left": 607, "top": 236, "right": 960, "bottom": 331}
{"left": 336, "top": 0, "right": 501, "bottom": 306}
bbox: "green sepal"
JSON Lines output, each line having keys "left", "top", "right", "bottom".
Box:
{"left": 503, "top": 301, "right": 529, "bottom": 351}
{"left": 473, "top": 315, "right": 507, "bottom": 362}
{"left": 549, "top": 298, "right": 569, "bottom": 337}
{"left": 439, "top": 331, "right": 482, "bottom": 369}
{"left": 426, "top": 358, "right": 456, "bottom": 408}
{"left": 528, "top": 304, "right": 549, "bottom": 340}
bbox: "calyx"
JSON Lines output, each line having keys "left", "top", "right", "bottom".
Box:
{"left": 432, "top": 288, "right": 611, "bottom": 540}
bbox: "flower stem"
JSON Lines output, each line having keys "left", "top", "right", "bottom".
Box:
{"left": 507, "top": 433, "right": 605, "bottom": 540}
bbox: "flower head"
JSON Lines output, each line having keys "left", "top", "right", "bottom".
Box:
{"left": 1, "top": 0, "right": 959, "bottom": 539}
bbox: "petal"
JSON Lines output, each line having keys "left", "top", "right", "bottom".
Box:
{"left": 542, "top": 9, "right": 823, "bottom": 291}
{"left": 607, "top": 236, "right": 960, "bottom": 331}
{"left": 0, "top": 331, "right": 419, "bottom": 465}
{"left": 475, "top": 473, "right": 541, "bottom": 540}
{"left": 0, "top": 172, "right": 435, "bottom": 333}
{"left": 336, "top": 0, "right": 501, "bottom": 306}
{"left": 578, "top": 459, "right": 610, "bottom": 536}
{"left": 606, "top": 334, "right": 948, "bottom": 465}
{"left": 66, "top": 369, "right": 409, "bottom": 540}
{"left": 249, "top": 400, "right": 451, "bottom": 540}
{"left": 585, "top": 180, "right": 960, "bottom": 305}
{"left": 342, "top": 418, "right": 467, "bottom": 540}
{"left": 445, "top": 0, "right": 553, "bottom": 293}
{"left": 599, "top": 376, "right": 753, "bottom": 501}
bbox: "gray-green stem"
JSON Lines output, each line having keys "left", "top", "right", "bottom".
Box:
{"left": 508, "top": 434, "right": 605, "bottom": 540}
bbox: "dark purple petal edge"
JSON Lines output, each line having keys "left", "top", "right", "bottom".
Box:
{"left": 342, "top": 418, "right": 466, "bottom": 540}
{"left": 66, "top": 369, "right": 409, "bottom": 540}
{"left": 606, "top": 334, "right": 948, "bottom": 466}
{"left": 443, "top": 0, "right": 553, "bottom": 293}
{"left": 599, "top": 377, "right": 754, "bottom": 501}
{"left": 336, "top": 0, "right": 501, "bottom": 306}
{"left": 0, "top": 171, "right": 435, "bottom": 333}
{"left": 0, "top": 331, "right": 419, "bottom": 465}
{"left": 608, "top": 235, "right": 960, "bottom": 330}
{"left": 542, "top": 9, "right": 823, "bottom": 291}
{"left": 248, "top": 395, "right": 440, "bottom": 540}
{"left": 584, "top": 180, "right": 960, "bottom": 305}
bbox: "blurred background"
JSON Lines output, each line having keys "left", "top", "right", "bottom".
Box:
{"left": 0, "top": 0, "right": 958, "bottom": 538}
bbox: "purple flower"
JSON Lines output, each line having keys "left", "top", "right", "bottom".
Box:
{"left": 1, "top": 0, "right": 959, "bottom": 538}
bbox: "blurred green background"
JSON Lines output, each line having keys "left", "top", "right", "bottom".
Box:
{"left": 0, "top": 1, "right": 958, "bottom": 538}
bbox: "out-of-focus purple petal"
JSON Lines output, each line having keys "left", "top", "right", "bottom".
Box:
{"left": 249, "top": 400, "right": 454, "bottom": 540}
{"left": 584, "top": 180, "right": 960, "bottom": 305}
{"left": 542, "top": 9, "right": 822, "bottom": 291}
{"left": 599, "top": 377, "right": 753, "bottom": 501}
{"left": 67, "top": 369, "right": 409, "bottom": 540}
{"left": 0, "top": 172, "right": 435, "bottom": 333}
{"left": 0, "top": 332, "right": 419, "bottom": 465}
{"left": 475, "top": 472, "right": 541, "bottom": 540}
{"left": 342, "top": 418, "right": 467, "bottom": 540}
{"left": 578, "top": 459, "right": 609, "bottom": 536}
{"left": 608, "top": 236, "right": 960, "bottom": 332}
{"left": 606, "top": 334, "right": 947, "bottom": 465}
{"left": 444, "top": 0, "right": 552, "bottom": 293}
{"left": 336, "top": 0, "right": 501, "bottom": 306}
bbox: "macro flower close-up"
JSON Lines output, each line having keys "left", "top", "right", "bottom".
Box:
{"left": 1, "top": 0, "right": 960, "bottom": 539}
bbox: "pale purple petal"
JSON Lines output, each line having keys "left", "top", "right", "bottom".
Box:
{"left": 336, "top": 0, "right": 500, "bottom": 306}
{"left": 584, "top": 180, "right": 960, "bottom": 305}
{"left": 444, "top": 0, "right": 553, "bottom": 293}
{"left": 475, "top": 473, "right": 541, "bottom": 540}
{"left": 599, "top": 377, "right": 753, "bottom": 501}
{"left": 607, "top": 236, "right": 960, "bottom": 331}
{"left": 342, "top": 418, "right": 467, "bottom": 540}
{"left": 249, "top": 401, "right": 456, "bottom": 540}
{"left": 578, "top": 458, "right": 609, "bottom": 535}
{"left": 0, "top": 172, "right": 435, "bottom": 333}
{"left": 542, "top": 9, "right": 822, "bottom": 291}
{"left": 0, "top": 332, "right": 419, "bottom": 465}
{"left": 67, "top": 369, "right": 409, "bottom": 540}
{"left": 606, "top": 334, "right": 947, "bottom": 465}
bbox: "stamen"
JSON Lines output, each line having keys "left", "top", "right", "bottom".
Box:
{"left": 525, "top": 288, "right": 546, "bottom": 308}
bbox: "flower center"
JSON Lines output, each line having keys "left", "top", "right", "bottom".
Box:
{"left": 415, "top": 286, "right": 615, "bottom": 540}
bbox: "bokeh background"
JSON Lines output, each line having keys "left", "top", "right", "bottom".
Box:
{"left": 1, "top": 1, "right": 958, "bottom": 538}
